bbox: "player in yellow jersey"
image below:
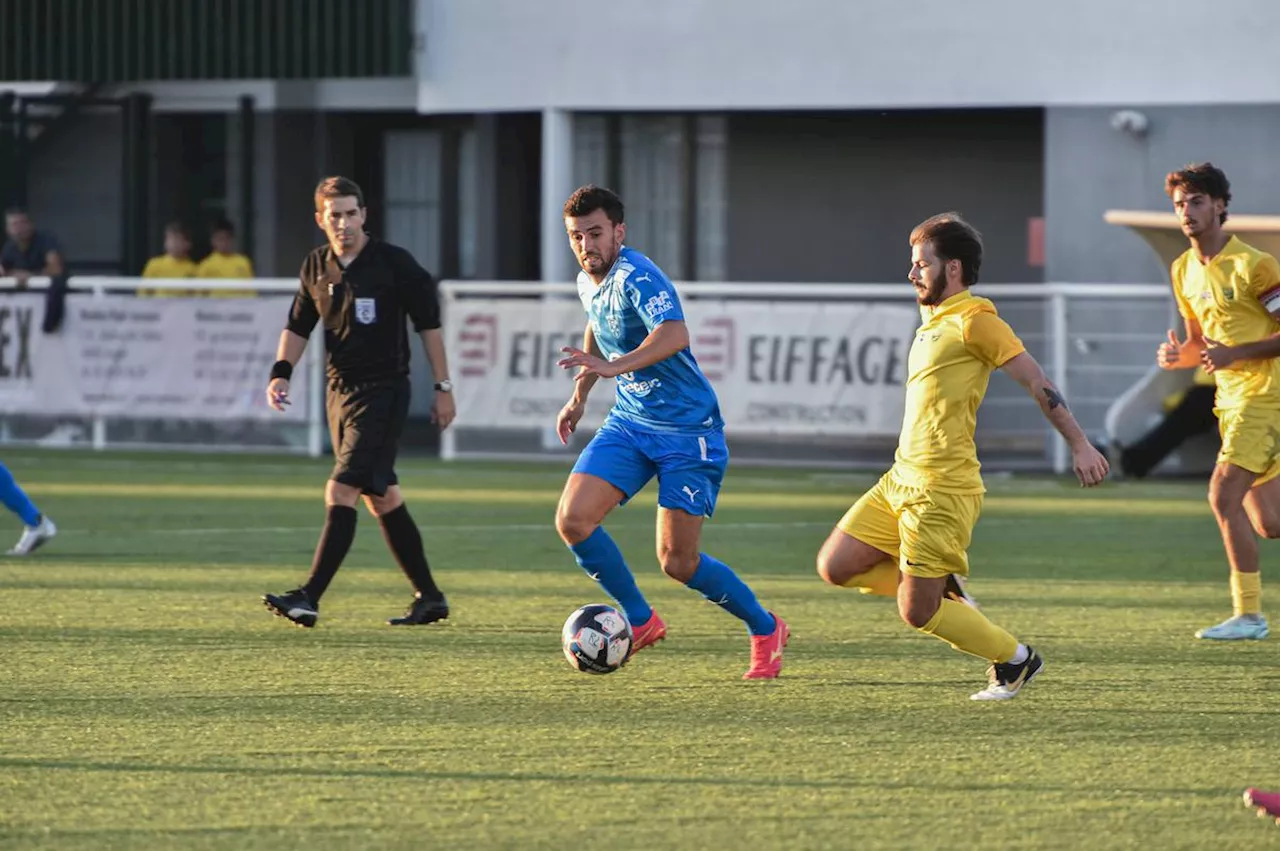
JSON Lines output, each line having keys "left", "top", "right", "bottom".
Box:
{"left": 1156, "top": 163, "right": 1280, "bottom": 641}
{"left": 816, "top": 213, "right": 1109, "bottom": 701}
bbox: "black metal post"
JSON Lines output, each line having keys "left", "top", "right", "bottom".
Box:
{"left": 681, "top": 114, "right": 698, "bottom": 280}
{"left": 14, "top": 98, "right": 29, "bottom": 207}
{"left": 119, "top": 98, "right": 136, "bottom": 273}
{"left": 238, "top": 94, "right": 255, "bottom": 262}
{"left": 120, "top": 93, "right": 153, "bottom": 274}
{"left": 134, "top": 94, "right": 152, "bottom": 274}
{"left": 440, "top": 127, "right": 461, "bottom": 279}
{"left": 605, "top": 114, "right": 622, "bottom": 191}
{"left": 0, "top": 92, "right": 15, "bottom": 207}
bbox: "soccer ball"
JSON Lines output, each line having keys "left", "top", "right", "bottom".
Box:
{"left": 562, "top": 604, "right": 633, "bottom": 674}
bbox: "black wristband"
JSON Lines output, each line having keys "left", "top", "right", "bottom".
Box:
{"left": 269, "top": 360, "right": 293, "bottom": 381}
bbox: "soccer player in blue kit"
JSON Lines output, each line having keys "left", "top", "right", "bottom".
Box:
{"left": 554, "top": 185, "right": 789, "bottom": 679}
{"left": 0, "top": 461, "right": 56, "bottom": 555}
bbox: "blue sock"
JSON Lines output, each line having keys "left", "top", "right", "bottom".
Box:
{"left": 0, "top": 463, "right": 41, "bottom": 527}
{"left": 687, "top": 553, "right": 775, "bottom": 636}
{"left": 569, "top": 527, "right": 653, "bottom": 627}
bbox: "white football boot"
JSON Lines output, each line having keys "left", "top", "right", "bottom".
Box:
{"left": 7, "top": 515, "right": 57, "bottom": 556}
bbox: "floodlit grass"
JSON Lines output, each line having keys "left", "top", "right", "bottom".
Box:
{"left": 1, "top": 450, "right": 1276, "bottom": 849}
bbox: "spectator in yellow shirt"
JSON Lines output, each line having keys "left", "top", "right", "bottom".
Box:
{"left": 197, "top": 219, "right": 255, "bottom": 279}
{"left": 142, "top": 222, "right": 198, "bottom": 279}
{"left": 139, "top": 222, "right": 198, "bottom": 296}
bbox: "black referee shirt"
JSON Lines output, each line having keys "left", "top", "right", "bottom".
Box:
{"left": 286, "top": 238, "right": 441, "bottom": 385}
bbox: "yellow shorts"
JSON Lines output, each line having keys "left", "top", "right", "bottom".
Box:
{"left": 836, "top": 469, "right": 983, "bottom": 579}
{"left": 1217, "top": 404, "right": 1280, "bottom": 486}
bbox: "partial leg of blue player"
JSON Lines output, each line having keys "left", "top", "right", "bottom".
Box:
{"left": 556, "top": 473, "right": 665, "bottom": 652}
{"left": 657, "top": 505, "right": 788, "bottom": 679}
{"left": 0, "top": 462, "right": 56, "bottom": 556}
{"left": 556, "top": 472, "right": 787, "bottom": 677}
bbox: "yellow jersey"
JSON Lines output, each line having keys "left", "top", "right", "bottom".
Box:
{"left": 138, "top": 255, "right": 200, "bottom": 297}
{"left": 196, "top": 252, "right": 254, "bottom": 279}
{"left": 1163, "top": 366, "right": 1216, "bottom": 411}
{"left": 140, "top": 255, "right": 197, "bottom": 279}
{"left": 1171, "top": 236, "right": 1280, "bottom": 410}
{"left": 892, "top": 290, "right": 1026, "bottom": 494}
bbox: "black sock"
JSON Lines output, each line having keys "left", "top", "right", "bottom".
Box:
{"left": 379, "top": 504, "right": 443, "bottom": 601}
{"left": 302, "top": 505, "right": 358, "bottom": 603}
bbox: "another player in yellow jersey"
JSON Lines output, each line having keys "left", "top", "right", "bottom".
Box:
{"left": 196, "top": 219, "right": 255, "bottom": 280}
{"left": 1157, "top": 163, "right": 1280, "bottom": 641}
{"left": 816, "top": 213, "right": 1108, "bottom": 701}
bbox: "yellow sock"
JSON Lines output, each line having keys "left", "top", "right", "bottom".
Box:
{"left": 839, "top": 562, "right": 899, "bottom": 597}
{"left": 919, "top": 599, "right": 1019, "bottom": 663}
{"left": 1231, "top": 570, "right": 1262, "bottom": 616}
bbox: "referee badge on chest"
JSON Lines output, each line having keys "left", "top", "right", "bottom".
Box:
{"left": 355, "top": 297, "right": 377, "bottom": 324}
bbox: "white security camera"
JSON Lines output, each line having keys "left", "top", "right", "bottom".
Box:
{"left": 1109, "top": 110, "right": 1149, "bottom": 137}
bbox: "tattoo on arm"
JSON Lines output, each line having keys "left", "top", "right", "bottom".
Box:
{"left": 1043, "top": 386, "right": 1067, "bottom": 411}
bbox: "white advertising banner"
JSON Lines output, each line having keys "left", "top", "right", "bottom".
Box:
{"left": 450, "top": 297, "right": 921, "bottom": 436}
{"left": 0, "top": 293, "right": 306, "bottom": 421}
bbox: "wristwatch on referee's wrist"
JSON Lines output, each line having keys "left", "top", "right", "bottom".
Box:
{"left": 434, "top": 379, "right": 453, "bottom": 393}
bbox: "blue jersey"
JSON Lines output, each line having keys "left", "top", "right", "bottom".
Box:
{"left": 577, "top": 247, "right": 722, "bottom": 435}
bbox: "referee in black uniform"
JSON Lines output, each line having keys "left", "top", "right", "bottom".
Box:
{"left": 262, "top": 176, "right": 455, "bottom": 628}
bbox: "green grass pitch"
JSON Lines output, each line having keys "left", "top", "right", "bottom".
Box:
{"left": 1, "top": 450, "right": 1276, "bottom": 849}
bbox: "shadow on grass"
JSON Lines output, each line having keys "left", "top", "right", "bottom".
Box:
{"left": 0, "top": 755, "right": 1232, "bottom": 799}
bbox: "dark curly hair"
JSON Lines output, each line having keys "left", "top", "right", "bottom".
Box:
{"left": 909, "top": 213, "right": 983, "bottom": 287}
{"left": 1165, "top": 163, "right": 1231, "bottom": 224}
{"left": 563, "top": 184, "right": 624, "bottom": 225}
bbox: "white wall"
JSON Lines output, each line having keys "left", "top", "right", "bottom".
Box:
{"left": 416, "top": 0, "right": 1280, "bottom": 112}
{"left": 1045, "top": 105, "right": 1280, "bottom": 284}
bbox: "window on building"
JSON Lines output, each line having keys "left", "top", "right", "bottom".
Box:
{"left": 457, "top": 127, "right": 479, "bottom": 279}
{"left": 571, "top": 112, "right": 728, "bottom": 281}
{"left": 383, "top": 130, "right": 443, "bottom": 273}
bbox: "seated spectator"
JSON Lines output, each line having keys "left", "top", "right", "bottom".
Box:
{"left": 1, "top": 208, "right": 66, "bottom": 287}
{"left": 196, "top": 219, "right": 254, "bottom": 279}
{"left": 139, "top": 222, "right": 198, "bottom": 296}
{"left": 196, "top": 219, "right": 256, "bottom": 298}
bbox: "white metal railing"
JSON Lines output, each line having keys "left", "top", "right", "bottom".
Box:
{"left": 441, "top": 280, "right": 1175, "bottom": 474}
{"left": 0, "top": 276, "right": 326, "bottom": 456}
{"left": 2, "top": 276, "right": 1177, "bottom": 471}
{"left": 442, "top": 281, "right": 1170, "bottom": 299}
{"left": 1, "top": 275, "right": 298, "bottom": 294}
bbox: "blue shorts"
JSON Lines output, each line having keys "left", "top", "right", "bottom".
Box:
{"left": 572, "top": 418, "right": 729, "bottom": 517}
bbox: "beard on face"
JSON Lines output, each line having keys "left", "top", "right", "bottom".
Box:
{"left": 916, "top": 273, "right": 947, "bottom": 306}
{"left": 579, "top": 246, "right": 614, "bottom": 273}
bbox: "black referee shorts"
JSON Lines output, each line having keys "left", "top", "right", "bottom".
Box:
{"left": 326, "top": 377, "right": 411, "bottom": 496}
